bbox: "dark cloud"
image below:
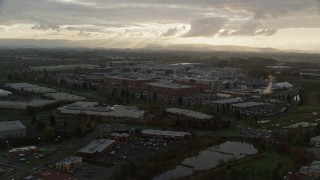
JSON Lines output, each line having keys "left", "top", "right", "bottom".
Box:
{"left": 161, "top": 27, "right": 179, "bottom": 37}
{"left": 182, "top": 17, "right": 228, "bottom": 37}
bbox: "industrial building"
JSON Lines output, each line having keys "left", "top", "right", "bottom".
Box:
{"left": 8, "top": 146, "right": 37, "bottom": 157}
{"left": 0, "top": 100, "right": 57, "bottom": 110}
{"left": 274, "top": 82, "right": 293, "bottom": 89}
{"left": 56, "top": 156, "right": 82, "bottom": 171}
{"left": 0, "top": 89, "right": 12, "bottom": 97}
{"left": 105, "top": 76, "right": 153, "bottom": 90}
{"left": 310, "top": 135, "right": 320, "bottom": 146}
{"left": 0, "top": 121, "right": 26, "bottom": 139}
{"left": 141, "top": 129, "right": 192, "bottom": 140}
{"left": 44, "top": 92, "right": 86, "bottom": 102}
{"left": 144, "top": 82, "right": 198, "bottom": 96}
{"left": 165, "top": 108, "right": 215, "bottom": 129}
{"left": 57, "top": 101, "right": 145, "bottom": 120}
{"left": 77, "top": 139, "right": 116, "bottom": 159}
{"left": 6, "top": 83, "right": 56, "bottom": 94}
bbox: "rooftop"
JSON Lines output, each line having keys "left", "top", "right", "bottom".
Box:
{"left": 0, "top": 89, "right": 12, "bottom": 96}
{"left": 56, "top": 156, "right": 82, "bottom": 165}
{"left": 78, "top": 139, "right": 115, "bottom": 154}
{"left": 141, "top": 129, "right": 191, "bottom": 137}
{"left": 166, "top": 108, "right": 213, "bottom": 120}
{"left": 213, "top": 97, "right": 243, "bottom": 104}
{"left": 44, "top": 92, "right": 86, "bottom": 101}
{"left": 146, "top": 82, "right": 195, "bottom": 89}
{"left": 58, "top": 101, "right": 145, "bottom": 119}
{"left": 9, "top": 146, "right": 36, "bottom": 153}
{"left": 6, "top": 83, "right": 56, "bottom": 94}
{"left": 0, "top": 121, "right": 26, "bottom": 132}
{"left": 232, "top": 101, "right": 265, "bottom": 108}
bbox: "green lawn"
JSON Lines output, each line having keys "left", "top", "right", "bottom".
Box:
{"left": 231, "top": 152, "right": 295, "bottom": 174}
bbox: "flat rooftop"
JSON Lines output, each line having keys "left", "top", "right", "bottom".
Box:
{"left": 58, "top": 101, "right": 145, "bottom": 119}
{"left": 232, "top": 101, "right": 265, "bottom": 108}
{"left": 213, "top": 97, "right": 243, "bottom": 104}
{"left": 0, "top": 89, "right": 12, "bottom": 96}
{"left": 78, "top": 139, "right": 115, "bottom": 154}
{"left": 56, "top": 156, "right": 82, "bottom": 165}
{"left": 6, "top": 83, "right": 56, "bottom": 94}
{"left": 44, "top": 92, "right": 86, "bottom": 101}
{"left": 9, "top": 146, "right": 36, "bottom": 153}
{"left": 146, "top": 82, "right": 195, "bottom": 89}
{"left": 166, "top": 108, "right": 213, "bottom": 120}
{"left": 0, "top": 121, "right": 26, "bottom": 132}
{"left": 0, "top": 100, "right": 57, "bottom": 110}
{"left": 141, "top": 129, "right": 191, "bottom": 138}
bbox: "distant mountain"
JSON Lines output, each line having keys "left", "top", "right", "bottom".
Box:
{"left": 142, "top": 44, "right": 280, "bottom": 53}
{"left": 0, "top": 38, "right": 316, "bottom": 54}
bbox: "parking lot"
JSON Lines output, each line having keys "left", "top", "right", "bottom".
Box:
{"left": 0, "top": 165, "right": 15, "bottom": 178}
{"left": 102, "top": 137, "right": 180, "bottom": 163}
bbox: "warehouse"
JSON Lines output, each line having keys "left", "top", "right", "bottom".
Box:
{"left": 57, "top": 101, "right": 145, "bottom": 120}
{"left": 165, "top": 108, "right": 215, "bottom": 129}
{"left": 0, "top": 121, "right": 26, "bottom": 139}
{"left": 5, "top": 83, "right": 56, "bottom": 94}
{"left": 0, "top": 100, "right": 57, "bottom": 110}
{"left": 77, "top": 139, "right": 116, "bottom": 159}
{"left": 144, "top": 82, "right": 198, "bottom": 96}
{"left": 0, "top": 89, "right": 12, "bottom": 97}
{"left": 8, "top": 146, "right": 37, "bottom": 157}
{"left": 141, "top": 129, "right": 192, "bottom": 140}
{"left": 44, "top": 92, "right": 86, "bottom": 102}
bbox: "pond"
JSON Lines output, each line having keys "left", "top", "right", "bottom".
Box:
{"left": 153, "top": 141, "right": 257, "bottom": 180}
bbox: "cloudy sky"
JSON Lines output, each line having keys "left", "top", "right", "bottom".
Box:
{"left": 0, "top": 0, "right": 320, "bottom": 51}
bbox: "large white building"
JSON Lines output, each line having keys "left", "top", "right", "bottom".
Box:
{"left": 0, "top": 121, "right": 26, "bottom": 139}
{"left": 57, "top": 101, "right": 145, "bottom": 119}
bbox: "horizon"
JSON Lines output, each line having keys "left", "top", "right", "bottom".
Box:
{"left": 0, "top": 0, "right": 320, "bottom": 52}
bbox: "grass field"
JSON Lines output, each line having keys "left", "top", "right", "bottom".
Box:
{"left": 260, "top": 105, "right": 320, "bottom": 127}
{"left": 228, "top": 152, "right": 295, "bottom": 179}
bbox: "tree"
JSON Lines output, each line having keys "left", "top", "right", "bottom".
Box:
{"left": 75, "top": 126, "right": 83, "bottom": 137}
{"left": 235, "top": 109, "right": 241, "bottom": 119}
{"left": 153, "top": 92, "right": 157, "bottom": 103}
{"left": 178, "top": 96, "right": 183, "bottom": 106}
{"left": 121, "top": 88, "right": 125, "bottom": 97}
{"left": 37, "top": 122, "right": 46, "bottom": 132}
{"left": 286, "top": 94, "right": 292, "bottom": 103}
{"left": 63, "top": 119, "right": 68, "bottom": 128}
{"left": 26, "top": 106, "right": 35, "bottom": 116}
{"left": 139, "top": 92, "right": 144, "bottom": 101}
{"left": 32, "top": 114, "right": 37, "bottom": 124}
{"left": 49, "top": 115, "right": 56, "bottom": 127}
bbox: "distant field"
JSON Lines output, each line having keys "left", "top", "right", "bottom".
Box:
{"left": 260, "top": 105, "right": 320, "bottom": 127}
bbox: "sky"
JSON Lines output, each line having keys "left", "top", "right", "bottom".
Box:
{"left": 0, "top": 0, "right": 320, "bottom": 51}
